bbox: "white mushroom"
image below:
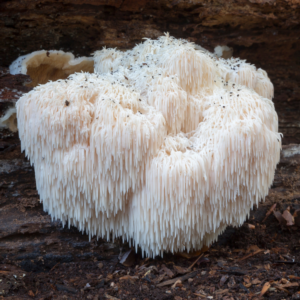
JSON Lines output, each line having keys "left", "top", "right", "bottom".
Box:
{"left": 16, "top": 34, "right": 281, "bottom": 257}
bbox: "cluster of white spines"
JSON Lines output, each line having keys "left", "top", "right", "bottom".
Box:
{"left": 17, "top": 33, "right": 281, "bottom": 257}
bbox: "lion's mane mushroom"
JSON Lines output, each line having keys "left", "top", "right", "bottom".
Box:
{"left": 17, "top": 34, "right": 281, "bottom": 257}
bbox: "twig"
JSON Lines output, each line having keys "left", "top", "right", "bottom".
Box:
{"left": 274, "top": 286, "right": 292, "bottom": 295}
{"left": 156, "top": 270, "right": 198, "bottom": 287}
{"left": 262, "top": 203, "right": 276, "bottom": 222}
{"left": 237, "top": 249, "right": 264, "bottom": 261}
{"left": 49, "top": 263, "right": 60, "bottom": 273}
{"left": 187, "top": 253, "right": 204, "bottom": 270}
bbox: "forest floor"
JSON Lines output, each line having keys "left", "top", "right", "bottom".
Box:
{"left": 1, "top": 190, "right": 300, "bottom": 300}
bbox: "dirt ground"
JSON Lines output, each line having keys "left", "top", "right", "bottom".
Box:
{"left": 1, "top": 194, "right": 300, "bottom": 300}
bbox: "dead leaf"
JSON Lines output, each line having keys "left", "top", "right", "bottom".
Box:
{"left": 244, "top": 276, "right": 251, "bottom": 284}
{"left": 119, "top": 249, "right": 136, "bottom": 267}
{"left": 282, "top": 208, "right": 294, "bottom": 226}
{"left": 273, "top": 210, "right": 286, "bottom": 226}
{"left": 252, "top": 278, "right": 261, "bottom": 285}
{"left": 259, "top": 282, "right": 271, "bottom": 298}
{"left": 174, "top": 265, "right": 188, "bottom": 275}
{"left": 28, "top": 290, "right": 35, "bottom": 297}
{"left": 161, "top": 265, "right": 174, "bottom": 278}
{"left": 220, "top": 275, "right": 229, "bottom": 286}
{"left": 153, "top": 274, "right": 168, "bottom": 284}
